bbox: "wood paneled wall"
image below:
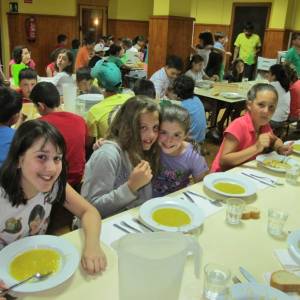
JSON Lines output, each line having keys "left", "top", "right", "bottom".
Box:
{"left": 7, "top": 13, "right": 77, "bottom": 76}
{"left": 107, "top": 19, "right": 149, "bottom": 39}
{"left": 148, "top": 16, "right": 194, "bottom": 77}
{"left": 262, "top": 28, "right": 290, "bottom": 58}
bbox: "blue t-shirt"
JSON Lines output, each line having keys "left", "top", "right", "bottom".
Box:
{"left": 0, "top": 126, "right": 15, "bottom": 166}
{"left": 181, "top": 95, "right": 207, "bottom": 142}
{"left": 152, "top": 143, "right": 208, "bottom": 197}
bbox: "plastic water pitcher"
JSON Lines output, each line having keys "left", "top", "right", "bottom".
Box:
{"left": 112, "top": 232, "right": 201, "bottom": 300}
{"left": 62, "top": 83, "right": 76, "bottom": 113}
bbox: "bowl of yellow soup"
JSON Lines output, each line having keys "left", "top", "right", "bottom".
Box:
{"left": 0, "top": 235, "right": 80, "bottom": 293}
{"left": 203, "top": 173, "right": 257, "bottom": 197}
{"left": 139, "top": 197, "right": 204, "bottom": 232}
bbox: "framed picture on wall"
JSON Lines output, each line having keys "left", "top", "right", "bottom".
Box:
{"left": 9, "top": 2, "right": 18, "bottom": 13}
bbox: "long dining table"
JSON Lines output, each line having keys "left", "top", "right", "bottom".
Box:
{"left": 21, "top": 153, "right": 300, "bottom": 300}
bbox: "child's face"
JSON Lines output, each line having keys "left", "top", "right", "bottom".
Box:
{"left": 18, "top": 138, "right": 63, "bottom": 199}
{"left": 20, "top": 78, "right": 37, "bottom": 99}
{"left": 77, "top": 79, "right": 92, "bottom": 92}
{"left": 139, "top": 111, "right": 160, "bottom": 151}
{"left": 293, "top": 36, "right": 300, "bottom": 47}
{"left": 192, "top": 61, "right": 204, "bottom": 72}
{"left": 56, "top": 53, "right": 70, "bottom": 70}
{"left": 165, "top": 67, "right": 181, "bottom": 80}
{"left": 158, "top": 121, "right": 186, "bottom": 156}
{"left": 21, "top": 48, "right": 31, "bottom": 64}
{"left": 247, "top": 90, "right": 277, "bottom": 127}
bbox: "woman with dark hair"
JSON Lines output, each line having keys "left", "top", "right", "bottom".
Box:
{"left": 51, "top": 49, "right": 75, "bottom": 95}
{"left": 194, "top": 31, "right": 214, "bottom": 68}
{"left": 0, "top": 120, "right": 107, "bottom": 273}
{"left": 268, "top": 64, "right": 291, "bottom": 128}
{"left": 9, "top": 45, "right": 36, "bottom": 77}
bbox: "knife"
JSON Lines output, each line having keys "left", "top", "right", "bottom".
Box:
{"left": 239, "top": 266, "right": 257, "bottom": 283}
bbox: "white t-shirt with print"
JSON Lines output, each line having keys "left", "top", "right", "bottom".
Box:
{"left": 0, "top": 184, "right": 58, "bottom": 250}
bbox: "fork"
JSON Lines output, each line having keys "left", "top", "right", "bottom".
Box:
{"left": 248, "top": 173, "right": 283, "bottom": 185}
{"left": 132, "top": 218, "right": 154, "bottom": 232}
{"left": 120, "top": 221, "right": 142, "bottom": 233}
{"left": 0, "top": 272, "right": 52, "bottom": 295}
{"left": 186, "top": 190, "right": 223, "bottom": 207}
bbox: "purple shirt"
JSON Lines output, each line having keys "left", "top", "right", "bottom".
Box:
{"left": 153, "top": 143, "right": 208, "bottom": 197}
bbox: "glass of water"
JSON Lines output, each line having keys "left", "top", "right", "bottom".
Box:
{"left": 226, "top": 198, "right": 245, "bottom": 225}
{"left": 267, "top": 209, "right": 288, "bottom": 237}
{"left": 286, "top": 165, "right": 300, "bottom": 185}
{"left": 203, "top": 263, "right": 231, "bottom": 300}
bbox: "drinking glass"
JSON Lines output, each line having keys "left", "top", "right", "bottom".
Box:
{"left": 267, "top": 209, "right": 288, "bottom": 237}
{"left": 203, "top": 263, "right": 231, "bottom": 300}
{"left": 286, "top": 166, "right": 300, "bottom": 185}
{"left": 226, "top": 198, "right": 245, "bottom": 225}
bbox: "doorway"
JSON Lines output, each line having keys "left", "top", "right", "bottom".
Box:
{"left": 230, "top": 3, "right": 271, "bottom": 54}
{"left": 79, "top": 5, "right": 107, "bottom": 42}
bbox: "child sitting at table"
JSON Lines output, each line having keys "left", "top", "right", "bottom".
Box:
{"left": 172, "top": 75, "right": 207, "bottom": 143}
{"left": 211, "top": 83, "right": 293, "bottom": 172}
{"left": 16, "top": 68, "right": 38, "bottom": 103}
{"left": 150, "top": 55, "right": 183, "bottom": 99}
{"left": 0, "top": 87, "right": 23, "bottom": 166}
{"left": 224, "top": 59, "right": 245, "bottom": 83}
{"left": 133, "top": 79, "right": 156, "bottom": 98}
{"left": 52, "top": 49, "right": 75, "bottom": 96}
{"left": 30, "top": 82, "right": 89, "bottom": 231}
{"left": 0, "top": 120, "right": 107, "bottom": 274}
{"left": 76, "top": 67, "right": 101, "bottom": 94}
{"left": 185, "top": 54, "right": 218, "bottom": 83}
{"left": 81, "top": 96, "right": 160, "bottom": 218}
{"left": 152, "top": 104, "right": 208, "bottom": 197}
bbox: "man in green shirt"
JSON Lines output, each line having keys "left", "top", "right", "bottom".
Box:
{"left": 285, "top": 32, "right": 300, "bottom": 78}
{"left": 233, "top": 22, "right": 261, "bottom": 80}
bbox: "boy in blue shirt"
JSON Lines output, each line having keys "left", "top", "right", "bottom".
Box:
{"left": 0, "top": 87, "right": 23, "bottom": 166}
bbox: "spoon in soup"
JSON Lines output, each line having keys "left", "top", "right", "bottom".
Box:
{"left": 0, "top": 272, "right": 52, "bottom": 295}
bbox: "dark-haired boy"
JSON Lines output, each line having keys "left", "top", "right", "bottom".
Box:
{"left": 0, "top": 87, "right": 22, "bottom": 166}
{"left": 150, "top": 55, "right": 183, "bottom": 99}
{"left": 76, "top": 67, "right": 101, "bottom": 94}
{"left": 16, "top": 68, "right": 37, "bottom": 103}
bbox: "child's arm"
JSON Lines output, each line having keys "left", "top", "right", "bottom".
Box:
{"left": 220, "top": 132, "right": 272, "bottom": 169}
{"left": 64, "top": 184, "right": 107, "bottom": 274}
{"left": 273, "top": 135, "right": 293, "bottom": 155}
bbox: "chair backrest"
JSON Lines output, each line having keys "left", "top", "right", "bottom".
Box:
{"left": 257, "top": 56, "right": 277, "bottom": 71}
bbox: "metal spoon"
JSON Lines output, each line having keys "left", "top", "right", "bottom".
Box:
{"left": 0, "top": 272, "right": 52, "bottom": 295}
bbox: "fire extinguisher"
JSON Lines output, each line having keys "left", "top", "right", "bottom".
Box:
{"left": 25, "top": 16, "right": 37, "bottom": 42}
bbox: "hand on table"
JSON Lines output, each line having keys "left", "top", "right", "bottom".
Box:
{"left": 277, "top": 142, "right": 293, "bottom": 156}
{"left": 0, "top": 280, "right": 8, "bottom": 299}
{"left": 81, "top": 244, "right": 107, "bottom": 274}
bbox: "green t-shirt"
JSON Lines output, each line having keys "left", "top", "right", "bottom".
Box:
{"left": 234, "top": 33, "right": 261, "bottom": 65}
{"left": 86, "top": 93, "right": 132, "bottom": 139}
{"left": 285, "top": 47, "right": 300, "bottom": 77}
{"left": 107, "top": 56, "right": 124, "bottom": 68}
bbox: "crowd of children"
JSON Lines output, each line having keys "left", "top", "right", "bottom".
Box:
{"left": 0, "top": 25, "right": 299, "bottom": 292}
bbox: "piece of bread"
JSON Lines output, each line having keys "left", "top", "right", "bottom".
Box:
{"left": 270, "top": 270, "right": 300, "bottom": 292}
{"left": 241, "top": 206, "right": 252, "bottom": 219}
{"left": 250, "top": 207, "right": 260, "bottom": 219}
{"left": 241, "top": 206, "right": 260, "bottom": 220}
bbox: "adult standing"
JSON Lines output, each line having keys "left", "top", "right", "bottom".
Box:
{"left": 233, "top": 22, "right": 261, "bottom": 80}
{"left": 285, "top": 32, "right": 300, "bottom": 78}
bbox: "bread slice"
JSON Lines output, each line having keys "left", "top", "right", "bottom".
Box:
{"left": 250, "top": 207, "right": 260, "bottom": 219}
{"left": 241, "top": 206, "right": 252, "bottom": 219}
{"left": 270, "top": 270, "right": 300, "bottom": 292}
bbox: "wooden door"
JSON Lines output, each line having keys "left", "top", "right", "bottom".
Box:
{"left": 230, "top": 3, "right": 271, "bottom": 54}
{"left": 79, "top": 5, "right": 107, "bottom": 42}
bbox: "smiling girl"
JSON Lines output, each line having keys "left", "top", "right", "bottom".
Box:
{"left": 152, "top": 104, "right": 208, "bottom": 197}
{"left": 0, "top": 120, "right": 106, "bottom": 274}
{"left": 81, "top": 96, "right": 160, "bottom": 218}
{"left": 211, "top": 83, "right": 293, "bottom": 172}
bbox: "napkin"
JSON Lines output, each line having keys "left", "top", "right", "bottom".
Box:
{"left": 181, "top": 191, "right": 224, "bottom": 218}
{"left": 274, "top": 249, "right": 300, "bottom": 275}
{"left": 237, "top": 168, "right": 282, "bottom": 190}
{"left": 101, "top": 212, "right": 150, "bottom": 247}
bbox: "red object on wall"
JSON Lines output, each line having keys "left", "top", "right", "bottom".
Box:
{"left": 25, "top": 16, "right": 37, "bottom": 42}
